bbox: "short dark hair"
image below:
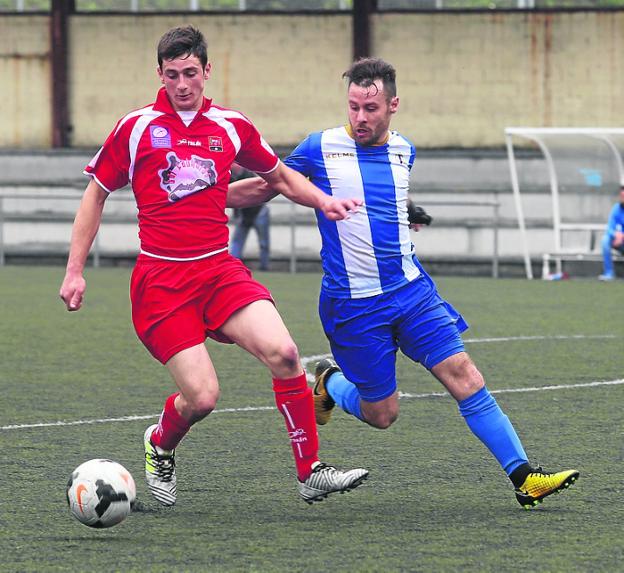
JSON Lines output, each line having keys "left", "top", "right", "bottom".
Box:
{"left": 157, "top": 25, "right": 208, "bottom": 69}
{"left": 342, "top": 57, "right": 397, "bottom": 100}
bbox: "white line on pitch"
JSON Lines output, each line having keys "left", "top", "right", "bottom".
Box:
{"left": 300, "top": 334, "right": 616, "bottom": 381}
{"left": 2, "top": 379, "right": 622, "bottom": 432}
{"left": 1, "top": 334, "right": 618, "bottom": 432}
{"left": 463, "top": 334, "right": 616, "bottom": 344}
{"left": 398, "top": 379, "right": 624, "bottom": 399}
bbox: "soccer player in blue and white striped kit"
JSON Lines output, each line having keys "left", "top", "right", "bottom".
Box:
{"left": 228, "top": 58, "right": 579, "bottom": 508}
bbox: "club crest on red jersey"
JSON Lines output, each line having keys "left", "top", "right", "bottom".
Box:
{"left": 158, "top": 152, "right": 218, "bottom": 203}
{"left": 209, "top": 137, "right": 223, "bottom": 152}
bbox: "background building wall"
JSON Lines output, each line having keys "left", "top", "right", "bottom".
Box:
{"left": 0, "top": 16, "right": 51, "bottom": 148}
{"left": 0, "top": 11, "right": 622, "bottom": 149}
{"left": 69, "top": 14, "right": 352, "bottom": 147}
{"left": 376, "top": 12, "right": 624, "bottom": 147}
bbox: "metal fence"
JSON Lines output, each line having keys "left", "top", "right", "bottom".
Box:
{"left": 2, "top": 0, "right": 624, "bottom": 11}
{"left": 0, "top": 189, "right": 501, "bottom": 277}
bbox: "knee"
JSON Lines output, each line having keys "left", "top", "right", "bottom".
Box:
{"left": 437, "top": 354, "right": 485, "bottom": 399}
{"left": 265, "top": 339, "right": 301, "bottom": 375}
{"left": 181, "top": 390, "right": 220, "bottom": 424}
{"left": 457, "top": 373, "right": 485, "bottom": 400}
{"left": 462, "top": 368, "right": 485, "bottom": 396}
{"left": 363, "top": 406, "right": 399, "bottom": 430}
{"left": 368, "top": 412, "right": 398, "bottom": 430}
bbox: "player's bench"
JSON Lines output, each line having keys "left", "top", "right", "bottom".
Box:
{"left": 540, "top": 222, "right": 623, "bottom": 278}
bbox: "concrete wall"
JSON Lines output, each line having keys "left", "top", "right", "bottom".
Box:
{"left": 69, "top": 14, "right": 352, "bottom": 147}
{"left": 0, "top": 16, "right": 51, "bottom": 148}
{"left": 375, "top": 12, "right": 624, "bottom": 147}
{"left": 1, "top": 11, "right": 623, "bottom": 149}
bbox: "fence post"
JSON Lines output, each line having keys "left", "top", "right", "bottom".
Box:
{"left": 289, "top": 202, "right": 297, "bottom": 273}
{"left": 0, "top": 197, "right": 4, "bottom": 266}
{"left": 492, "top": 194, "right": 499, "bottom": 279}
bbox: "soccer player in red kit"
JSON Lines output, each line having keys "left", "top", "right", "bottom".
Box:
{"left": 59, "top": 25, "right": 366, "bottom": 506}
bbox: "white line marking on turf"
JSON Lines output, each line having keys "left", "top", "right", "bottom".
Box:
{"left": 0, "top": 378, "right": 624, "bottom": 431}
{"left": 3, "top": 380, "right": 622, "bottom": 431}
{"left": 463, "top": 334, "right": 616, "bottom": 344}
{"left": 1, "top": 334, "right": 619, "bottom": 432}
{"left": 0, "top": 407, "right": 277, "bottom": 431}
{"left": 398, "top": 379, "right": 624, "bottom": 399}
{"left": 301, "top": 334, "right": 616, "bottom": 381}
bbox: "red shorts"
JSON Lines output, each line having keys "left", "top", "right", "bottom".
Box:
{"left": 130, "top": 252, "right": 273, "bottom": 364}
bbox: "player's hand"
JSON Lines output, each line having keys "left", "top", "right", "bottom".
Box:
{"left": 59, "top": 273, "right": 86, "bottom": 311}
{"left": 407, "top": 203, "right": 433, "bottom": 230}
{"left": 613, "top": 231, "right": 624, "bottom": 247}
{"left": 319, "top": 197, "right": 362, "bottom": 221}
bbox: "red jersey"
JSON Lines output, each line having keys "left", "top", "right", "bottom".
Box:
{"left": 85, "top": 88, "right": 279, "bottom": 259}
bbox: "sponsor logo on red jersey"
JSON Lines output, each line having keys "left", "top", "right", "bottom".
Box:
{"left": 177, "top": 138, "right": 202, "bottom": 147}
{"left": 150, "top": 125, "right": 171, "bottom": 148}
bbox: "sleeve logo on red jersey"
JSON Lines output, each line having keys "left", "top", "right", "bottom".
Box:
{"left": 158, "top": 152, "right": 218, "bottom": 203}
{"left": 150, "top": 125, "right": 172, "bottom": 148}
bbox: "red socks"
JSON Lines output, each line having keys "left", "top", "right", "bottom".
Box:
{"left": 150, "top": 379, "right": 319, "bottom": 481}
{"left": 150, "top": 393, "right": 192, "bottom": 451}
{"left": 273, "top": 373, "right": 320, "bottom": 481}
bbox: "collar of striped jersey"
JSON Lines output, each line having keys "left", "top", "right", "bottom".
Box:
{"left": 153, "top": 87, "right": 213, "bottom": 116}
{"left": 344, "top": 124, "right": 390, "bottom": 147}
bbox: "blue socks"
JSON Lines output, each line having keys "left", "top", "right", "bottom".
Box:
{"left": 325, "top": 371, "right": 363, "bottom": 420}
{"left": 326, "top": 373, "right": 528, "bottom": 477}
{"left": 458, "top": 387, "right": 528, "bottom": 475}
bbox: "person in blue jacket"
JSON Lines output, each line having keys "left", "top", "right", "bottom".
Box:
{"left": 599, "top": 186, "right": 624, "bottom": 281}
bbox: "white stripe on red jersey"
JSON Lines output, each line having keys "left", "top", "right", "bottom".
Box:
{"left": 85, "top": 88, "right": 279, "bottom": 260}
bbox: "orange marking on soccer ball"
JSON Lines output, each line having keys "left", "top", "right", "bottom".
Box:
{"left": 76, "top": 484, "right": 88, "bottom": 513}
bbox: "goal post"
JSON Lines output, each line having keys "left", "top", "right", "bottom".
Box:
{"left": 505, "top": 127, "right": 624, "bottom": 279}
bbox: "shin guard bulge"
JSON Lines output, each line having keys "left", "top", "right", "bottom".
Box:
{"left": 459, "top": 386, "right": 528, "bottom": 475}
{"left": 151, "top": 393, "right": 192, "bottom": 451}
{"left": 273, "top": 373, "right": 320, "bottom": 481}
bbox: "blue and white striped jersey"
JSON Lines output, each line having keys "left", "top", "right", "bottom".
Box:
{"left": 285, "top": 126, "right": 420, "bottom": 299}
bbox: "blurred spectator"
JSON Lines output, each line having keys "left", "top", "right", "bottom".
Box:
{"left": 598, "top": 186, "right": 624, "bottom": 281}
{"left": 230, "top": 163, "right": 270, "bottom": 271}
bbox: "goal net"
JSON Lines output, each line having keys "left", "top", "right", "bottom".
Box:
{"left": 505, "top": 127, "right": 624, "bottom": 278}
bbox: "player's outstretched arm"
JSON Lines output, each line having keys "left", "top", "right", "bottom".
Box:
{"left": 226, "top": 176, "right": 277, "bottom": 208}
{"left": 259, "top": 162, "right": 361, "bottom": 221}
{"left": 59, "top": 179, "right": 108, "bottom": 312}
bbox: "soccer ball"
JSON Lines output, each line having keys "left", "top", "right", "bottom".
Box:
{"left": 66, "top": 459, "right": 136, "bottom": 528}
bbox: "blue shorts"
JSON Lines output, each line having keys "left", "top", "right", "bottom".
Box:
{"left": 319, "top": 276, "right": 468, "bottom": 403}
